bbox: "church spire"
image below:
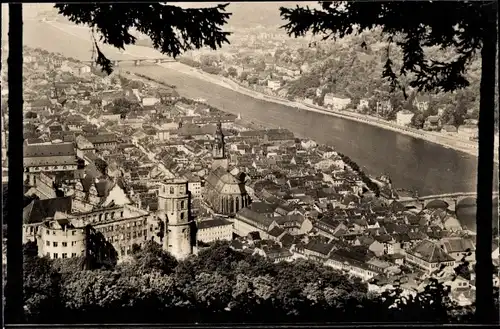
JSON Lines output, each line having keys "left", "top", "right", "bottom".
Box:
{"left": 211, "top": 121, "right": 229, "bottom": 171}
{"left": 213, "top": 121, "right": 225, "bottom": 159}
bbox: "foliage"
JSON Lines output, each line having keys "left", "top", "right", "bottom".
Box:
{"left": 20, "top": 240, "right": 498, "bottom": 323}
{"left": 280, "top": 2, "right": 488, "bottom": 95}
{"left": 121, "top": 241, "right": 178, "bottom": 276}
{"left": 54, "top": 3, "right": 232, "bottom": 74}
{"left": 23, "top": 242, "right": 62, "bottom": 322}
{"left": 178, "top": 57, "right": 201, "bottom": 68}
{"left": 337, "top": 153, "right": 380, "bottom": 197}
{"left": 411, "top": 113, "right": 426, "bottom": 129}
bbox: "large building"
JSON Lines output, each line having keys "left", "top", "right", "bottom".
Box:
{"left": 203, "top": 122, "right": 251, "bottom": 216}
{"left": 24, "top": 143, "right": 79, "bottom": 185}
{"left": 157, "top": 179, "right": 194, "bottom": 259}
{"left": 197, "top": 217, "right": 233, "bottom": 243}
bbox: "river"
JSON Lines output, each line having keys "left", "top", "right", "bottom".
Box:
{"left": 19, "top": 19, "right": 499, "bottom": 230}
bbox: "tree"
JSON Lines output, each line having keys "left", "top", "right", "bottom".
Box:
{"left": 227, "top": 67, "right": 237, "bottom": 78}
{"left": 124, "top": 241, "right": 178, "bottom": 276}
{"left": 239, "top": 71, "right": 249, "bottom": 81}
{"left": 411, "top": 113, "right": 426, "bottom": 129}
{"left": 280, "top": 1, "right": 497, "bottom": 322}
{"left": 54, "top": 4, "right": 232, "bottom": 74}
{"left": 23, "top": 242, "right": 62, "bottom": 323}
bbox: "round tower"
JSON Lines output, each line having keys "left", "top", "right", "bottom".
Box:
{"left": 157, "top": 179, "right": 193, "bottom": 260}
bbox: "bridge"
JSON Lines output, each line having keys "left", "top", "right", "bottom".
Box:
{"left": 82, "top": 57, "right": 176, "bottom": 67}
{"left": 398, "top": 191, "right": 499, "bottom": 211}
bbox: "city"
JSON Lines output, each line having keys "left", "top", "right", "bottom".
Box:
{"left": 1, "top": 1, "right": 499, "bottom": 325}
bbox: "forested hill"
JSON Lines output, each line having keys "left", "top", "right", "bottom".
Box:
{"left": 280, "top": 29, "right": 483, "bottom": 125}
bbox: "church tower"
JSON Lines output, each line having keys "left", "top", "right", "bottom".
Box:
{"left": 211, "top": 121, "right": 229, "bottom": 170}
{"left": 157, "top": 179, "right": 193, "bottom": 260}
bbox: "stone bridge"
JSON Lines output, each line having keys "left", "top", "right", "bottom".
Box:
{"left": 83, "top": 57, "right": 176, "bottom": 67}
{"left": 399, "top": 192, "right": 499, "bottom": 211}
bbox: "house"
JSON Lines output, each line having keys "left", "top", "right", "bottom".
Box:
{"left": 234, "top": 208, "right": 274, "bottom": 238}
{"left": 405, "top": 240, "right": 455, "bottom": 273}
{"left": 197, "top": 217, "right": 233, "bottom": 243}
{"left": 323, "top": 94, "right": 351, "bottom": 111}
{"left": 423, "top": 116, "right": 442, "bottom": 131}
{"left": 440, "top": 237, "right": 476, "bottom": 263}
{"left": 396, "top": 110, "right": 414, "bottom": 126}
{"left": 85, "top": 133, "right": 118, "bottom": 150}
{"left": 142, "top": 97, "right": 160, "bottom": 106}
{"left": 267, "top": 80, "right": 281, "bottom": 91}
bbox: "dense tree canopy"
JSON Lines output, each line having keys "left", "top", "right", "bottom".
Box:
{"left": 19, "top": 240, "right": 498, "bottom": 324}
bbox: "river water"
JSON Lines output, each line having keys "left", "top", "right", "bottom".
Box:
{"left": 19, "top": 19, "right": 498, "bottom": 230}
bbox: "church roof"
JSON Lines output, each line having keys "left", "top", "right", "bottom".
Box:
{"left": 23, "top": 196, "right": 73, "bottom": 224}
{"left": 205, "top": 166, "right": 247, "bottom": 195}
{"left": 408, "top": 240, "right": 455, "bottom": 263}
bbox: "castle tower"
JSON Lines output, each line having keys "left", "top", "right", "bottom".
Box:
{"left": 212, "top": 121, "right": 229, "bottom": 170}
{"left": 157, "top": 179, "right": 193, "bottom": 260}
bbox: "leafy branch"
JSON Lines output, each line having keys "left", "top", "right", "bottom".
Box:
{"left": 54, "top": 3, "right": 232, "bottom": 74}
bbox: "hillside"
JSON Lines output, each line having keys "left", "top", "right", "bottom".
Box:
{"left": 274, "top": 29, "right": 483, "bottom": 125}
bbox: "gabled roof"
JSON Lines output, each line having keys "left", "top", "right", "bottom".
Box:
{"left": 23, "top": 196, "right": 72, "bottom": 224}
{"left": 408, "top": 240, "right": 455, "bottom": 263}
{"left": 24, "top": 142, "right": 75, "bottom": 157}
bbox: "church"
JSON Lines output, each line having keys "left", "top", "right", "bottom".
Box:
{"left": 203, "top": 122, "right": 251, "bottom": 216}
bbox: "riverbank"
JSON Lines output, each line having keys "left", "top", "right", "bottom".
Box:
{"left": 158, "top": 62, "right": 498, "bottom": 163}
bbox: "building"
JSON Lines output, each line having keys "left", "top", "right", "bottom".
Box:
{"left": 203, "top": 122, "right": 251, "bottom": 215}
{"left": 323, "top": 94, "right": 351, "bottom": 111}
{"left": 233, "top": 208, "right": 274, "bottom": 238}
{"left": 396, "top": 110, "right": 414, "bottom": 126}
{"left": 24, "top": 143, "right": 78, "bottom": 184}
{"left": 267, "top": 80, "right": 281, "bottom": 91}
{"left": 85, "top": 133, "right": 118, "bottom": 151}
{"left": 75, "top": 135, "right": 95, "bottom": 158}
{"left": 423, "top": 116, "right": 442, "bottom": 131}
{"left": 157, "top": 179, "right": 194, "bottom": 259}
{"left": 37, "top": 216, "right": 86, "bottom": 259}
{"left": 197, "top": 217, "right": 233, "bottom": 243}
{"left": 405, "top": 240, "right": 455, "bottom": 273}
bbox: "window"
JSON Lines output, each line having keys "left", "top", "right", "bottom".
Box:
{"left": 46, "top": 230, "right": 49, "bottom": 235}
{"left": 180, "top": 201, "right": 185, "bottom": 209}
{"left": 99, "top": 214, "right": 103, "bottom": 221}
{"left": 52, "top": 231, "right": 56, "bottom": 235}
{"left": 62, "top": 242, "right": 67, "bottom": 247}
{"left": 170, "top": 187, "right": 174, "bottom": 194}
{"left": 53, "top": 242, "right": 58, "bottom": 247}
{"left": 53, "top": 253, "right": 58, "bottom": 259}
{"left": 62, "top": 253, "right": 67, "bottom": 259}
{"left": 180, "top": 212, "right": 184, "bottom": 220}
{"left": 121, "top": 211, "right": 124, "bottom": 217}
{"left": 46, "top": 241, "right": 50, "bottom": 246}
{"left": 72, "top": 231, "right": 76, "bottom": 236}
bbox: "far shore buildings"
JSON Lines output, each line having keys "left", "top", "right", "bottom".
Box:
{"left": 396, "top": 110, "right": 414, "bottom": 126}
{"left": 323, "top": 93, "right": 351, "bottom": 111}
